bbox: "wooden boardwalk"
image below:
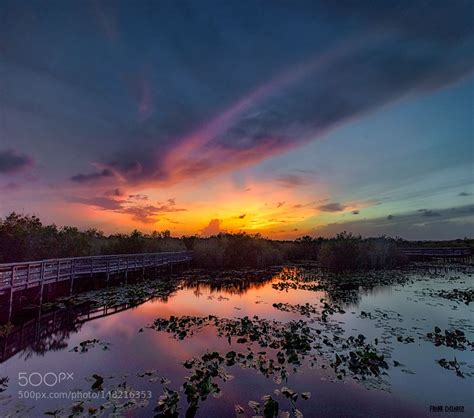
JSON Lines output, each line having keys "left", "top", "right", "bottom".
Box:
{"left": 0, "top": 251, "right": 193, "bottom": 361}
{"left": 0, "top": 251, "right": 192, "bottom": 295}
{"left": 400, "top": 247, "right": 471, "bottom": 261}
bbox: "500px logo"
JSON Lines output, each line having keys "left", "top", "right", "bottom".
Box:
{"left": 18, "top": 372, "right": 74, "bottom": 387}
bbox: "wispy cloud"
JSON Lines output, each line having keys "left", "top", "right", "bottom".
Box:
{"left": 418, "top": 209, "right": 441, "bottom": 217}
{"left": 318, "top": 202, "right": 346, "bottom": 212}
{"left": 71, "top": 196, "right": 123, "bottom": 210}
{"left": 70, "top": 169, "right": 114, "bottom": 183}
{"left": 81, "top": 1, "right": 473, "bottom": 188}
{"left": 69, "top": 196, "right": 187, "bottom": 224}
{"left": 315, "top": 205, "right": 474, "bottom": 240}
{"left": 276, "top": 174, "right": 312, "bottom": 188}
{"left": 0, "top": 149, "right": 34, "bottom": 174}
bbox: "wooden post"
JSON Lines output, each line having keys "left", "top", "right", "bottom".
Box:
{"left": 8, "top": 266, "right": 14, "bottom": 323}
{"left": 57, "top": 260, "right": 60, "bottom": 282}
{"left": 69, "top": 259, "right": 75, "bottom": 296}
{"left": 26, "top": 263, "right": 31, "bottom": 288}
{"left": 106, "top": 260, "right": 110, "bottom": 285}
{"left": 125, "top": 258, "right": 128, "bottom": 283}
{"left": 10, "top": 265, "right": 15, "bottom": 289}
{"left": 39, "top": 262, "right": 45, "bottom": 305}
{"left": 142, "top": 255, "right": 145, "bottom": 276}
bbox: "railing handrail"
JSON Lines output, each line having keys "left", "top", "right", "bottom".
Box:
{"left": 400, "top": 247, "right": 471, "bottom": 251}
{"left": 0, "top": 250, "right": 193, "bottom": 268}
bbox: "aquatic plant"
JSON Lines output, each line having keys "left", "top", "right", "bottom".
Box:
{"left": 70, "top": 338, "right": 111, "bottom": 353}
{"left": 436, "top": 357, "right": 472, "bottom": 378}
{"left": 155, "top": 387, "right": 180, "bottom": 418}
{"left": 0, "top": 376, "right": 8, "bottom": 393}
{"left": 434, "top": 288, "right": 473, "bottom": 305}
{"left": 426, "top": 327, "right": 473, "bottom": 350}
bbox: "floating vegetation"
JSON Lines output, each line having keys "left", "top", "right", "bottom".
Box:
{"left": 150, "top": 312, "right": 390, "bottom": 394}
{"left": 272, "top": 299, "right": 345, "bottom": 321}
{"left": 155, "top": 387, "right": 180, "bottom": 418}
{"left": 0, "top": 377, "right": 8, "bottom": 393}
{"left": 436, "top": 358, "right": 472, "bottom": 378}
{"left": 247, "top": 395, "right": 280, "bottom": 417}
{"left": 320, "top": 299, "right": 346, "bottom": 321}
{"left": 322, "top": 334, "right": 390, "bottom": 381}
{"left": 224, "top": 349, "right": 289, "bottom": 383}
{"left": 39, "top": 379, "right": 151, "bottom": 417}
{"left": 274, "top": 386, "right": 311, "bottom": 416}
{"left": 435, "top": 288, "right": 473, "bottom": 305}
{"left": 151, "top": 315, "right": 314, "bottom": 361}
{"left": 396, "top": 336, "right": 415, "bottom": 344}
{"left": 53, "top": 278, "right": 179, "bottom": 311}
{"left": 347, "top": 346, "right": 389, "bottom": 377}
{"left": 89, "top": 373, "right": 104, "bottom": 391}
{"left": 234, "top": 404, "right": 245, "bottom": 414}
{"left": 137, "top": 369, "right": 163, "bottom": 383}
{"left": 272, "top": 302, "right": 320, "bottom": 317}
{"left": 70, "top": 338, "right": 111, "bottom": 353}
{"left": 359, "top": 309, "right": 403, "bottom": 322}
{"left": 151, "top": 315, "right": 210, "bottom": 340}
{"left": 426, "top": 327, "right": 474, "bottom": 350}
{"left": 182, "top": 351, "right": 233, "bottom": 414}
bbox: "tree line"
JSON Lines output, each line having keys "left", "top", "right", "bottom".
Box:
{"left": 0, "top": 213, "right": 471, "bottom": 272}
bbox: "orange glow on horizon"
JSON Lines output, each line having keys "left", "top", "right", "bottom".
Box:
{"left": 55, "top": 171, "right": 372, "bottom": 239}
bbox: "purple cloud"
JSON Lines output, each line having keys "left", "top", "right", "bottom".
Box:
{"left": 70, "top": 169, "right": 114, "bottom": 183}
{"left": 0, "top": 149, "right": 33, "bottom": 174}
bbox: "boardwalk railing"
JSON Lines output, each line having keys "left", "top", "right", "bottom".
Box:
{"left": 400, "top": 247, "right": 471, "bottom": 259}
{"left": 0, "top": 251, "right": 193, "bottom": 293}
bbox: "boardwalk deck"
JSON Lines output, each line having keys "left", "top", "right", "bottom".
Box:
{"left": 0, "top": 251, "right": 193, "bottom": 294}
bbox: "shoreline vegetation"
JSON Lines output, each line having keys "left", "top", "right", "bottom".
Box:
{"left": 0, "top": 212, "right": 472, "bottom": 273}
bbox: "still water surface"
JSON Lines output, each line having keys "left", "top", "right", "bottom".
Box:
{"left": 0, "top": 266, "right": 472, "bottom": 417}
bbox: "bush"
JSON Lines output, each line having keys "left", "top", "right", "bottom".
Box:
{"left": 318, "top": 232, "right": 407, "bottom": 273}
{"left": 193, "top": 238, "right": 225, "bottom": 269}
{"left": 319, "top": 233, "right": 360, "bottom": 272}
{"left": 192, "top": 233, "right": 287, "bottom": 269}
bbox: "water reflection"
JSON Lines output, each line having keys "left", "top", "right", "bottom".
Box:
{"left": 0, "top": 265, "right": 467, "bottom": 364}
{"left": 0, "top": 265, "right": 472, "bottom": 417}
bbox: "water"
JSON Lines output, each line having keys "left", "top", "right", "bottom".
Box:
{"left": 0, "top": 266, "right": 472, "bottom": 417}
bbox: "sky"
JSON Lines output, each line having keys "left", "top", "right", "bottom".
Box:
{"left": 0, "top": 0, "right": 473, "bottom": 240}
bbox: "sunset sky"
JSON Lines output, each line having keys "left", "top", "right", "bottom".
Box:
{"left": 0, "top": 0, "right": 473, "bottom": 239}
